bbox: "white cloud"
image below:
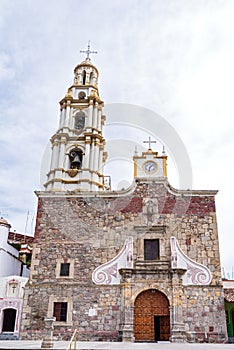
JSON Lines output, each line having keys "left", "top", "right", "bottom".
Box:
{"left": 0, "top": 53, "right": 15, "bottom": 80}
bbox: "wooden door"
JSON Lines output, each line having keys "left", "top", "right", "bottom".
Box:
{"left": 134, "top": 289, "right": 170, "bottom": 341}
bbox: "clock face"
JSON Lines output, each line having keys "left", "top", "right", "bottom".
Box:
{"left": 143, "top": 161, "right": 158, "bottom": 174}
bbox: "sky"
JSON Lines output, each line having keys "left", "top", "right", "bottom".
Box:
{"left": 0, "top": 0, "right": 233, "bottom": 276}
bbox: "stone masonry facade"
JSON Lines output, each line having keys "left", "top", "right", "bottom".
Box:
{"left": 20, "top": 180, "right": 227, "bottom": 342}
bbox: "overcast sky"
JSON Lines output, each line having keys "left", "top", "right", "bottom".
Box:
{"left": 0, "top": 0, "right": 233, "bottom": 276}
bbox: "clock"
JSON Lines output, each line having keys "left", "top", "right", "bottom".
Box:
{"left": 143, "top": 161, "right": 158, "bottom": 174}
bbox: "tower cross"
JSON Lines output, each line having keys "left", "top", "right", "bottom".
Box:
{"left": 143, "top": 136, "right": 156, "bottom": 150}
{"left": 80, "top": 41, "right": 97, "bottom": 60}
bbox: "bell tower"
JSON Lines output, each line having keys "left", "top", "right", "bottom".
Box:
{"left": 44, "top": 43, "right": 108, "bottom": 191}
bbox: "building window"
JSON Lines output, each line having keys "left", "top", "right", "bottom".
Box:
{"left": 49, "top": 297, "right": 72, "bottom": 325}
{"left": 144, "top": 239, "right": 159, "bottom": 260}
{"left": 60, "top": 263, "right": 70, "bottom": 276}
{"left": 56, "top": 259, "right": 74, "bottom": 279}
{"left": 53, "top": 302, "right": 67, "bottom": 322}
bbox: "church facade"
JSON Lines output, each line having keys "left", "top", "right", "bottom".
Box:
{"left": 20, "top": 49, "right": 227, "bottom": 343}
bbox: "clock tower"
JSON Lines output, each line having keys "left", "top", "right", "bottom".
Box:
{"left": 44, "top": 43, "right": 108, "bottom": 192}
{"left": 133, "top": 137, "right": 167, "bottom": 179}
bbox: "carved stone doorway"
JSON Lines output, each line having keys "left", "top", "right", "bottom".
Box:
{"left": 134, "top": 289, "right": 170, "bottom": 341}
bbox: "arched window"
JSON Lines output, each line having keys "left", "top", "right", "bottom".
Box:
{"left": 69, "top": 148, "right": 83, "bottom": 169}
{"left": 74, "top": 111, "right": 85, "bottom": 130}
{"left": 90, "top": 72, "right": 94, "bottom": 85}
{"left": 82, "top": 70, "right": 86, "bottom": 85}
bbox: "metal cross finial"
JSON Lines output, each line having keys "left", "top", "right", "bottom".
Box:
{"left": 143, "top": 136, "right": 156, "bottom": 150}
{"left": 80, "top": 40, "right": 97, "bottom": 60}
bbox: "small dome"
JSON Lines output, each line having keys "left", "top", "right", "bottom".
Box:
{"left": 74, "top": 58, "right": 99, "bottom": 75}
{"left": 0, "top": 217, "right": 11, "bottom": 227}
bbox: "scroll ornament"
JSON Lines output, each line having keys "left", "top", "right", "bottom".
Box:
{"left": 170, "top": 236, "right": 212, "bottom": 285}
{"left": 92, "top": 237, "right": 133, "bottom": 285}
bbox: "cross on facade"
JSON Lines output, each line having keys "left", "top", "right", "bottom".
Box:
{"left": 143, "top": 136, "right": 156, "bottom": 150}
{"left": 80, "top": 41, "right": 97, "bottom": 60}
{"left": 11, "top": 283, "right": 17, "bottom": 294}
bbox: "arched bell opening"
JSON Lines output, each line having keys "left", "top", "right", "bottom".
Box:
{"left": 82, "top": 70, "right": 86, "bottom": 85}
{"left": 69, "top": 148, "right": 83, "bottom": 170}
{"left": 90, "top": 72, "right": 95, "bottom": 85}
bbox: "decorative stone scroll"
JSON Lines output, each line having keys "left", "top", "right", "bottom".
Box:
{"left": 92, "top": 237, "right": 133, "bottom": 285}
{"left": 170, "top": 236, "right": 212, "bottom": 286}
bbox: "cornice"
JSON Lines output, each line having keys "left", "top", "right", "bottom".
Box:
{"left": 134, "top": 177, "right": 218, "bottom": 196}
{"left": 69, "top": 83, "right": 98, "bottom": 91}
{"left": 36, "top": 182, "right": 136, "bottom": 198}
{"left": 51, "top": 128, "right": 105, "bottom": 143}
{"left": 41, "top": 176, "right": 218, "bottom": 198}
{"left": 133, "top": 151, "right": 167, "bottom": 160}
{"left": 166, "top": 181, "right": 218, "bottom": 196}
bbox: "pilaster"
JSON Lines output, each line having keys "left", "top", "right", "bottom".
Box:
{"left": 41, "top": 317, "right": 55, "bottom": 349}
{"left": 170, "top": 269, "right": 186, "bottom": 343}
{"left": 87, "top": 101, "right": 93, "bottom": 129}
{"left": 119, "top": 269, "right": 134, "bottom": 342}
{"left": 64, "top": 103, "right": 71, "bottom": 128}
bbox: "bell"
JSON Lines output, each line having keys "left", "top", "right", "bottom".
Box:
{"left": 71, "top": 155, "right": 81, "bottom": 169}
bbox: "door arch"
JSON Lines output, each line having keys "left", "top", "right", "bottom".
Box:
{"left": 2, "top": 308, "right": 16, "bottom": 333}
{"left": 134, "top": 289, "right": 170, "bottom": 341}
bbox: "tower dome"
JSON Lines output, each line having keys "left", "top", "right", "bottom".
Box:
{"left": 73, "top": 58, "right": 99, "bottom": 88}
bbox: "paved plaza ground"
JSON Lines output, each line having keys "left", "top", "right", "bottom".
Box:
{"left": 0, "top": 341, "right": 233, "bottom": 350}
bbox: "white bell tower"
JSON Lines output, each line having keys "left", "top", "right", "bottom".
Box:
{"left": 44, "top": 43, "right": 109, "bottom": 192}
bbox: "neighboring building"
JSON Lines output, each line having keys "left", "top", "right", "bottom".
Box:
{"left": 20, "top": 49, "right": 227, "bottom": 343}
{"left": 0, "top": 217, "right": 32, "bottom": 279}
{"left": 0, "top": 218, "right": 33, "bottom": 339}
{"left": 223, "top": 280, "right": 234, "bottom": 341}
{"left": 0, "top": 275, "right": 28, "bottom": 338}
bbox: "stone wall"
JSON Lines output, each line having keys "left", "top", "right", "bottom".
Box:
{"left": 20, "top": 181, "right": 227, "bottom": 342}
{"left": 183, "top": 286, "right": 226, "bottom": 342}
